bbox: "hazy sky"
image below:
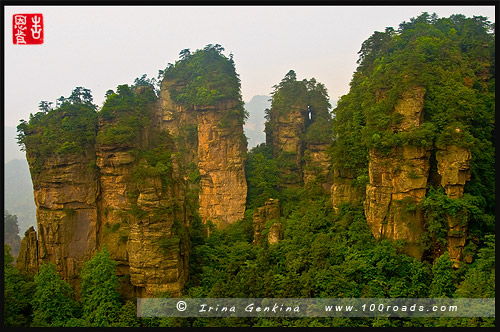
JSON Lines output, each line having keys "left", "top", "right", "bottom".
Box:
{"left": 4, "top": 5, "right": 495, "bottom": 127}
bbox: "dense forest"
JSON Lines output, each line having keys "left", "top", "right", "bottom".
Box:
{"left": 4, "top": 14, "right": 495, "bottom": 327}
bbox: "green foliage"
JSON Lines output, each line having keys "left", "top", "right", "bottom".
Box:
{"left": 17, "top": 87, "right": 98, "bottom": 174}
{"left": 163, "top": 44, "right": 246, "bottom": 123}
{"left": 419, "top": 187, "right": 489, "bottom": 257}
{"left": 454, "top": 234, "right": 495, "bottom": 297}
{"left": 245, "top": 143, "right": 280, "bottom": 210}
{"left": 132, "top": 131, "right": 174, "bottom": 188}
{"left": 80, "top": 246, "right": 121, "bottom": 326}
{"left": 303, "top": 116, "right": 333, "bottom": 145}
{"left": 429, "top": 252, "right": 455, "bottom": 297}
{"left": 4, "top": 244, "right": 36, "bottom": 327}
{"left": 331, "top": 13, "right": 495, "bottom": 208}
{"left": 31, "top": 263, "right": 77, "bottom": 327}
{"left": 96, "top": 84, "right": 157, "bottom": 145}
{"left": 113, "top": 301, "right": 142, "bottom": 327}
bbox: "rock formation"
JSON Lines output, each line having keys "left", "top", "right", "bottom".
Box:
{"left": 331, "top": 169, "right": 365, "bottom": 212}
{"left": 19, "top": 149, "right": 99, "bottom": 291}
{"left": 265, "top": 73, "right": 333, "bottom": 188}
{"left": 197, "top": 102, "right": 247, "bottom": 228}
{"left": 160, "top": 78, "right": 247, "bottom": 229}
{"left": 436, "top": 144, "right": 471, "bottom": 266}
{"left": 303, "top": 140, "right": 332, "bottom": 191}
{"left": 266, "top": 104, "right": 307, "bottom": 187}
{"left": 267, "top": 222, "right": 283, "bottom": 245}
{"left": 364, "top": 87, "right": 429, "bottom": 259}
{"left": 17, "top": 50, "right": 248, "bottom": 297}
{"left": 252, "top": 198, "right": 281, "bottom": 244}
{"left": 16, "top": 226, "right": 39, "bottom": 275}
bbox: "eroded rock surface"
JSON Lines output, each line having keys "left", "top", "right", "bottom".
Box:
{"left": 253, "top": 198, "right": 281, "bottom": 244}
{"left": 364, "top": 87, "right": 429, "bottom": 259}
{"left": 437, "top": 145, "right": 471, "bottom": 266}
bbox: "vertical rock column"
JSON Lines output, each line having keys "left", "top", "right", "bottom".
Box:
{"left": 436, "top": 145, "right": 471, "bottom": 266}
{"left": 197, "top": 101, "right": 247, "bottom": 228}
{"left": 364, "top": 87, "right": 429, "bottom": 259}
{"left": 16, "top": 226, "right": 39, "bottom": 275}
{"left": 252, "top": 198, "right": 281, "bottom": 244}
{"left": 267, "top": 105, "right": 307, "bottom": 187}
{"left": 95, "top": 142, "right": 137, "bottom": 295}
{"left": 303, "top": 141, "right": 332, "bottom": 191}
{"left": 24, "top": 152, "right": 99, "bottom": 290}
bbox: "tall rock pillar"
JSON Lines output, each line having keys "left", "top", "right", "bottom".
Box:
{"left": 364, "top": 87, "right": 429, "bottom": 259}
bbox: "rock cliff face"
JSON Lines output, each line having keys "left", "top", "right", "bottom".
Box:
{"left": 160, "top": 78, "right": 247, "bottom": 229}
{"left": 364, "top": 88, "right": 429, "bottom": 259}
{"left": 20, "top": 149, "right": 99, "bottom": 291}
{"left": 16, "top": 226, "right": 39, "bottom": 275}
{"left": 252, "top": 198, "right": 281, "bottom": 244}
{"left": 17, "top": 61, "right": 247, "bottom": 297}
{"left": 436, "top": 145, "right": 471, "bottom": 266}
{"left": 266, "top": 106, "right": 307, "bottom": 187}
{"left": 331, "top": 169, "right": 365, "bottom": 212}
{"left": 267, "top": 223, "right": 283, "bottom": 245}
{"left": 364, "top": 146, "right": 431, "bottom": 259}
{"left": 95, "top": 126, "right": 139, "bottom": 297}
{"left": 197, "top": 102, "right": 247, "bottom": 228}
{"left": 303, "top": 141, "right": 332, "bottom": 191}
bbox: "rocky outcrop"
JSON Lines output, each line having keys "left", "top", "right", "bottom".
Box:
{"left": 365, "top": 146, "right": 431, "bottom": 258}
{"left": 22, "top": 150, "right": 99, "bottom": 291}
{"left": 17, "top": 51, "right": 248, "bottom": 298}
{"left": 17, "top": 86, "right": 192, "bottom": 298}
{"left": 15, "top": 226, "right": 39, "bottom": 275}
{"left": 267, "top": 222, "right": 283, "bottom": 244}
{"left": 197, "top": 102, "right": 248, "bottom": 228}
{"left": 253, "top": 198, "right": 281, "bottom": 244}
{"left": 331, "top": 169, "right": 365, "bottom": 212}
{"left": 160, "top": 78, "right": 247, "bottom": 229}
{"left": 266, "top": 105, "right": 307, "bottom": 187}
{"left": 436, "top": 145, "right": 471, "bottom": 266}
{"left": 95, "top": 144, "right": 137, "bottom": 296}
{"left": 364, "top": 87, "right": 429, "bottom": 259}
{"left": 303, "top": 142, "right": 332, "bottom": 191}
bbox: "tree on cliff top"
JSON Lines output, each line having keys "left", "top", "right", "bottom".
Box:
{"left": 162, "top": 44, "right": 245, "bottom": 118}
{"left": 331, "top": 12, "right": 494, "bottom": 195}
{"left": 16, "top": 87, "right": 98, "bottom": 175}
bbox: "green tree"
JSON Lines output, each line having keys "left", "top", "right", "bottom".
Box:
{"left": 31, "top": 262, "right": 77, "bottom": 327}
{"left": 455, "top": 235, "right": 495, "bottom": 298}
{"left": 245, "top": 143, "right": 280, "bottom": 209}
{"left": 429, "top": 252, "right": 456, "bottom": 297}
{"left": 113, "top": 300, "right": 142, "bottom": 327}
{"left": 80, "top": 246, "right": 122, "bottom": 326}
{"left": 4, "top": 244, "right": 36, "bottom": 327}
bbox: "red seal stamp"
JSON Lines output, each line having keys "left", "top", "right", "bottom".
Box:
{"left": 13, "top": 14, "right": 44, "bottom": 45}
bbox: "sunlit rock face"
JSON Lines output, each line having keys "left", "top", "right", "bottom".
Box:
{"left": 364, "top": 87, "right": 429, "bottom": 260}
{"left": 436, "top": 145, "right": 471, "bottom": 267}
{"left": 252, "top": 198, "right": 281, "bottom": 244}
{"left": 160, "top": 77, "right": 247, "bottom": 229}
{"left": 19, "top": 149, "right": 99, "bottom": 294}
